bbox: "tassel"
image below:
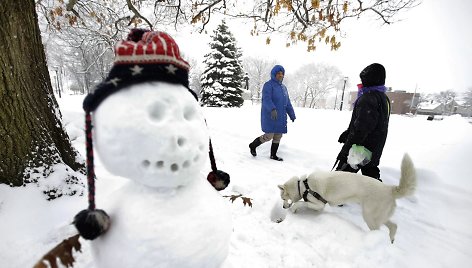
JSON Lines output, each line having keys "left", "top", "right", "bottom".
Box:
{"left": 207, "top": 139, "right": 230, "bottom": 190}
{"left": 74, "top": 111, "right": 110, "bottom": 240}
{"left": 73, "top": 209, "right": 110, "bottom": 240}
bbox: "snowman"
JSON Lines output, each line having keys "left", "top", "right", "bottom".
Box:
{"left": 73, "top": 29, "right": 232, "bottom": 268}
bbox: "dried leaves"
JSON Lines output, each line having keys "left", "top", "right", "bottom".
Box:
{"left": 223, "top": 194, "right": 253, "bottom": 208}
{"left": 33, "top": 234, "right": 82, "bottom": 268}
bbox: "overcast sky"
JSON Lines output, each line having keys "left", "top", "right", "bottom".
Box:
{"left": 176, "top": 0, "right": 472, "bottom": 95}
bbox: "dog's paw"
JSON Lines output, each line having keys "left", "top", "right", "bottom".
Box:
{"left": 289, "top": 206, "right": 299, "bottom": 213}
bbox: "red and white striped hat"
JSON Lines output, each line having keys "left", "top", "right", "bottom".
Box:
{"left": 83, "top": 29, "right": 194, "bottom": 112}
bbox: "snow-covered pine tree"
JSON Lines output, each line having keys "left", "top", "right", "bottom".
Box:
{"left": 200, "top": 20, "right": 244, "bottom": 107}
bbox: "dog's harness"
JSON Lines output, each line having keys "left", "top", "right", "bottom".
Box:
{"left": 298, "top": 179, "right": 327, "bottom": 204}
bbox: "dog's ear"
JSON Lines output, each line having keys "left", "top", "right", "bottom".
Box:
{"left": 277, "top": 185, "right": 284, "bottom": 191}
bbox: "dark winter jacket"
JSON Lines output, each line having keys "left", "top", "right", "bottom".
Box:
{"left": 337, "top": 88, "right": 391, "bottom": 167}
{"left": 261, "top": 65, "right": 296, "bottom": 133}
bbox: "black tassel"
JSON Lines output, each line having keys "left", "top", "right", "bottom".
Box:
{"left": 73, "top": 209, "right": 111, "bottom": 240}
{"left": 207, "top": 170, "right": 230, "bottom": 191}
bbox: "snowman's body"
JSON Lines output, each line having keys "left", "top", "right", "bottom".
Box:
{"left": 91, "top": 82, "right": 231, "bottom": 267}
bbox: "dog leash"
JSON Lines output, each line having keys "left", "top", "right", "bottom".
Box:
{"left": 331, "top": 159, "right": 339, "bottom": 171}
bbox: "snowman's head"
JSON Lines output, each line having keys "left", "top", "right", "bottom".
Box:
{"left": 82, "top": 29, "right": 229, "bottom": 190}
{"left": 93, "top": 82, "right": 208, "bottom": 188}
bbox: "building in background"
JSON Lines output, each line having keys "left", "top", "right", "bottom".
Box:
{"left": 417, "top": 99, "right": 471, "bottom": 117}
{"left": 349, "top": 90, "right": 420, "bottom": 114}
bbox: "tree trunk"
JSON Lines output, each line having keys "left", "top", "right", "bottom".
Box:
{"left": 0, "top": 0, "right": 84, "bottom": 199}
{"left": 303, "top": 90, "right": 308, "bottom": 108}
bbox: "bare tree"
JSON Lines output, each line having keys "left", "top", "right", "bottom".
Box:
{"left": 434, "top": 90, "right": 457, "bottom": 115}
{"left": 1, "top": 0, "right": 84, "bottom": 198}
{"left": 189, "top": 0, "right": 420, "bottom": 51}
{"left": 43, "top": 0, "right": 419, "bottom": 52}
{"left": 463, "top": 87, "right": 472, "bottom": 106}
{"left": 464, "top": 87, "right": 472, "bottom": 117}
{"left": 186, "top": 57, "right": 204, "bottom": 97}
{"left": 37, "top": 0, "right": 122, "bottom": 94}
{"left": 289, "top": 63, "right": 343, "bottom": 108}
{"left": 242, "top": 57, "right": 276, "bottom": 103}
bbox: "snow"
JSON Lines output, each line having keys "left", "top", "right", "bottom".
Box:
{"left": 1, "top": 95, "right": 472, "bottom": 268}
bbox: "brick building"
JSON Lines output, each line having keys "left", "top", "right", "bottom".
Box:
{"left": 349, "top": 90, "right": 420, "bottom": 114}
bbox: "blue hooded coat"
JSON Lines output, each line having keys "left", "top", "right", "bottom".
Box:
{"left": 261, "top": 65, "right": 296, "bottom": 133}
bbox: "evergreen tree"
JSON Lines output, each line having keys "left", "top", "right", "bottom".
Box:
{"left": 200, "top": 21, "right": 244, "bottom": 107}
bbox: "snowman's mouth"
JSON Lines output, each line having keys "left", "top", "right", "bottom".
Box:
{"left": 140, "top": 158, "right": 195, "bottom": 173}
{"left": 138, "top": 142, "right": 205, "bottom": 174}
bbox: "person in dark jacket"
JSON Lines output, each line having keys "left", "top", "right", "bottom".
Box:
{"left": 249, "top": 65, "right": 296, "bottom": 161}
{"left": 336, "top": 63, "right": 391, "bottom": 181}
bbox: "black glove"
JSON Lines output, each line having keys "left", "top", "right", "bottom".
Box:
{"left": 338, "top": 130, "right": 348, "bottom": 143}
{"left": 271, "top": 109, "right": 278, "bottom": 120}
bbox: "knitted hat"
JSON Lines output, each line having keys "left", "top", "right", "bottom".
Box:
{"left": 83, "top": 29, "right": 196, "bottom": 112}
{"left": 74, "top": 29, "right": 230, "bottom": 240}
{"left": 359, "top": 63, "right": 386, "bottom": 87}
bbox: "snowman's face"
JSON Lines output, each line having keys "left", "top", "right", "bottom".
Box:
{"left": 93, "top": 82, "right": 208, "bottom": 188}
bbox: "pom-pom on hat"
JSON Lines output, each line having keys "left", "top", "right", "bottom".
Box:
{"left": 359, "top": 63, "right": 386, "bottom": 87}
{"left": 74, "top": 29, "right": 229, "bottom": 241}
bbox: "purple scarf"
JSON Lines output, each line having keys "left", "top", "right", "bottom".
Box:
{"left": 353, "top": 85, "right": 387, "bottom": 106}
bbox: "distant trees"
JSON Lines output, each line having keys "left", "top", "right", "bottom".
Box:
{"left": 186, "top": 57, "right": 204, "bottom": 98}
{"left": 37, "top": 0, "right": 123, "bottom": 94}
{"left": 242, "top": 57, "right": 276, "bottom": 103}
{"left": 434, "top": 90, "right": 457, "bottom": 114}
{"left": 463, "top": 87, "right": 472, "bottom": 106}
{"left": 200, "top": 21, "right": 244, "bottom": 107}
{"left": 288, "top": 63, "right": 344, "bottom": 108}
{"left": 37, "top": 0, "right": 420, "bottom": 99}
{"left": 464, "top": 87, "right": 472, "bottom": 117}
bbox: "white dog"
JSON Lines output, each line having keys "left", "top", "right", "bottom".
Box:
{"left": 278, "top": 154, "right": 416, "bottom": 243}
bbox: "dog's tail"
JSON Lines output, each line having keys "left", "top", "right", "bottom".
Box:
{"left": 393, "top": 153, "right": 417, "bottom": 199}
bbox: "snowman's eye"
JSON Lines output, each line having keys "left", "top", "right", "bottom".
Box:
{"left": 183, "top": 105, "right": 196, "bottom": 121}
{"left": 177, "top": 137, "right": 186, "bottom": 147}
{"left": 148, "top": 101, "right": 166, "bottom": 122}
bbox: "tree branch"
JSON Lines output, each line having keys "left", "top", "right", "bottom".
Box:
{"left": 126, "top": 0, "right": 153, "bottom": 30}
{"left": 65, "top": 0, "right": 81, "bottom": 18}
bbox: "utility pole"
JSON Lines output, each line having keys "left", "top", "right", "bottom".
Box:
{"left": 409, "top": 84, "right": 417, "bottom": 114}
{"left": 334, "top": 85, "right": 339, "bottom": 110}
{"left": 339, "top": 76, "right": 348, "bottom": 111}
{"left": 54, "top": 66, "right": 61, "bottom": 98}
{"left": 244, "top": 72, "right": 250, "bottom": 104}
{"left": 244, "top": 72, "right": 249, "bottom": 90}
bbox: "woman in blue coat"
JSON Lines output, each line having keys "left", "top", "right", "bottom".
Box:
{"left": 249, "top": 65, "right": 296, "bottom": 161}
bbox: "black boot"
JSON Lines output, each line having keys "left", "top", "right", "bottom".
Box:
{"left": 249, "top": 137, "right": 262, "bottom": 156}
{"left": 270, "top": 143, "right": 283, "bottom": 161}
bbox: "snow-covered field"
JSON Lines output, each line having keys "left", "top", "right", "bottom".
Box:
{"left": 1, "top": 95, "right": 471, "bottom": 268}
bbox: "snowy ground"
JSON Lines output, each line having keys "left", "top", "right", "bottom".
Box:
{"left": 1, "top": 95, "right": 472, "bottom": 268}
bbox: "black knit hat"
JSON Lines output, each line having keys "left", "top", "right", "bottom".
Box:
{"left": 74, "top": 29, "right": 229, "bottom": 241}
{"left": 359, "top": 63, "right": 386, "bottom": 87}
